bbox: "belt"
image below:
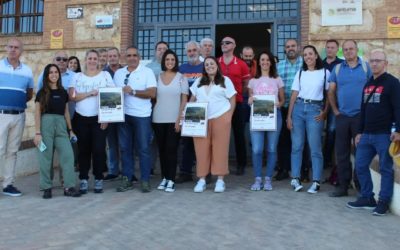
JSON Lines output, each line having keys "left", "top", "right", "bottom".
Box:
{"left": 0, "top": 109, "right": 24, "bottom": 115}
{"left": 297, "top": 97, "right": 323, "bottom": 104}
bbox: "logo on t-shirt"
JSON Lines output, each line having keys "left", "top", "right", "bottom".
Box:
{"left": 364, "top": 85, "right": 384, "bottom": 103}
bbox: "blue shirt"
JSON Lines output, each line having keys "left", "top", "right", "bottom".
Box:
{"left": 0, "top": 58, "right": 34, "bottom": 111}
{"left": 37, "top": 69, "right": 76, "bottom": 91}
{"left": 328, "top": 58, "right": 372, "bottom": 117}
{"left": 277, "top": 56, "right": 303, "bottom": 107}
{"left": 146, "top": 59, "right": 162, "bottom": 80}
{"left": 179, "top": 62, "right": 204, "bottom": 87}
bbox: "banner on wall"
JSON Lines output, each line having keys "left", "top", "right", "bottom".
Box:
{"left": 50, "top": 29, "right": 63, "bottom": 49}
{"left": 321, "top": 0, "right": 363, "bottom": 26}
{"left": 387, "top": 16, "right": 400, "bottom": 38}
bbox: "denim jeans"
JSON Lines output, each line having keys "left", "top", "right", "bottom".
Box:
{"left": 106, "top": 123, "right": 120, "bottom": 175}
{"left": 291, "top": 100, "right": 324, "bottom": 181}
{"left": 118, "top": 115, "right": 152, "bottom": 182}
{"left": 355, "top": 134, "right": 394, "bottom": 202}
{"left": 250, "top": 110, "right": 282, "bottom": 178}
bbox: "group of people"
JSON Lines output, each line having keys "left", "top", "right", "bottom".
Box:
{"left": 0, "top": 36, "right": 399, "bottom": 216}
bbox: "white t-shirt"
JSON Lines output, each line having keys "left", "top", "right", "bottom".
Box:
{"left": 153, "top": 72, "right": 189, "bottom": 123}
{"left": 70, "top": 71, "right": 114, "bottom": 116}
{"left": 291, "top": 69, "right": 330, "bottom": 101}
{"left": 114, "top": 65, "right": 157, "bottom": 117}
{"left": 190, "top": 76, "right": 237, "bottom": 119}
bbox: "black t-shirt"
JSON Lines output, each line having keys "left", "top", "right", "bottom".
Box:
{"left": 35, "top": 88, "right": 68, "bottom": 115}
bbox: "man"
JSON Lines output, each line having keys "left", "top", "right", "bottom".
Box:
{"left": 347, "top": 49, "right": 400, "bottom": 216}
{"left": 276, "top": 39, "right": 303, "bottom": 180}
{"left": 218, "top": 37, "right": 250, "bottom": 175}
{"left": 176, "top": 41, "right": 204, "bottom": 183}
{"left": 322, "top": 39, "right": 344, "bottom": 173}
{"left": 328, "top": 40, "right": 372, "bottom": 197}
{"left": 103, "top": 47, "right": 123, "bottom": 181}
{"left": 98, "top": 48, "right": 108, "bottom": 70}
{"left": 199, "top": 38, "right": 214, "bottom": 62}
{"left": 0, "top": 38, "right": 34, "bottom": 196}
{"left": 146, "top": 41, "right": 169, "bottom": 79}
{"left": 114, "top": 46, "right": 157, "bottom": 193}
{"left": 241, "top": 46, "right": 257, "bottom": 78}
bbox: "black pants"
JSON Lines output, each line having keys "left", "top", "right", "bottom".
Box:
{"left": 232, "top": 102, "right": 247, "bottom": 167}
{"left": 73, "top": 113, "right": 107, "bottom": 180}
{"left": 335, "top": 114, "right": 359, "bottom": 190}
{"left": 153, "top": 123, "right": 180, "bottom": 181}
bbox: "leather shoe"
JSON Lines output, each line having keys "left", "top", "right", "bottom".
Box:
{"left": 274, "top": 170, "right": 289, "bottom": 181}
{"left": 43, "top": 188, "right": 52, "bottom": 199}
{"left": 329, "top": 188, "right": 348, "bottom": 197}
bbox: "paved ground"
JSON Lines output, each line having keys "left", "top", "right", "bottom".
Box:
{"left": 1, "top": 166, "right": 400, "bottom": 250}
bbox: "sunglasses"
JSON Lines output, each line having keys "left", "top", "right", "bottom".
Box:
{"left": 55, "top": 57, "right": 68, "bottom": 62}
{"left": 124, "top": 73, "right": 131, "bottom": 85}
{"left": 220, "top": 41, "right": 233, "bottom": 45}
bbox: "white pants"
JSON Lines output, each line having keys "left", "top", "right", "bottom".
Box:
{"left": 0, "top": 113, "right": 25, "bottom": 188}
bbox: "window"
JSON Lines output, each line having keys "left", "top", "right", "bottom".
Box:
{"left": 0, "top": 0, "right": 44, "bottom": 35}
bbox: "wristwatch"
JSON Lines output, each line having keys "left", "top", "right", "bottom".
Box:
{"left": 130, "top": 89, "right": 136, "bottom": 96}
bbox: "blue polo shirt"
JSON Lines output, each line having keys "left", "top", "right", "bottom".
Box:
{"left": 36, "top": 69, "right": 76, "bottom": 91}
{"left": 0, "top": 58, "right": 34, "bottom": 111}
{"left": 328, "top": 58, "right": 372, "bottom": 117}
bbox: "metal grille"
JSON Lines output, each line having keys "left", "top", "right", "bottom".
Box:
{"left": 217, "top": 0, "right": 298, "bottom": 20}
{"left": 0, "top": 0, "right": 44, "bottom": 34}
{"left": 161, "top": 27, "right": 211, "bottom": 63}
{"left": 277, "top": 24, "right": 298, "bottom": 61}
{"left": 137, "top": 0, "right": 212, "bottom": 23}
{"left": 137, "top": 29, "right": 156, "bottom": 60}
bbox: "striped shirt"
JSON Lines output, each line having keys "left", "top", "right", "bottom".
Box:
{"left": 0, "top": 58, "right": 34, "bottom": 111}
{"left": 277, "top": 56, "right": 303, "bottom": 107}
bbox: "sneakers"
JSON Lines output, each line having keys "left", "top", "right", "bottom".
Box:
{"left": 157, "top": 178, "right": 168, "bottom": 190}
{"left": 94, "top": 179, "right": 103, "bottom": 193}
{"left": 290, "top": 178, "right": 303, "bottom": 192}
{"left": 116, "top": 176, "right": 134, "bottom": 192}
{"left": 194, "top": 179, "right": 206, "bottom": 193}
{"left": 64, "top": 187, "right": 81, "bottom": 197}
{"left": 347, "top": 197, "right": 377, "bottom": 210}
{"left": 43, "top": 188, "right": 52, "bottom": 199}
{"left": 263, "top": 177, "right": 273, "bottom": 191}
{"left": 141, "top": 181, "right": 151, "bottom": 193}
{"left": 307, "top": 181, "right": 320, "bottom": 194}
{"left": 79, "top": 179, "right": 88, "bottom": 194}
{"left": 3, "top": 185, "right": 22, "bottom": 197}
{"left": 175, "top": 174, "right": 193, "bottom": 184}
{"left": 214, "top": 179, "right": 225, "bottom": 193}
{"left": 165, "top": 180, "right": 175, "bottom": 193}
{"left": 104, "top": 174, "right": 119, "bottom": 182}
{"left": 372, "top": 200, "right": 389, "bottom": 216}
{"left": 250, "top": 177, "right": 262, "bottom": 191}
{"left": 329, "top": 187, "right": 348, "bottom": 197}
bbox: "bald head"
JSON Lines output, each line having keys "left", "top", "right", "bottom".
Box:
{"left": 369, "top": 49, "right": 387, "bottom": 78}
{"left": 221, "top": 36, "right": 236, "bottom": 55}
{"left": 53, "top": 51, "right": 69, "bottom": 73}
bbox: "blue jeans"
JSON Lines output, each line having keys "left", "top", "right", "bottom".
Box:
{"left": 118, "top": 115, "right": 152, "bottom": 181}
{"left": 107, "top": 123, "right": 120, "bottom": 175}
{"left": 355, "top": 134, "right": 394, "bottom": 202}
{"left": 250, "top": 110, "right": 282, "bottom": 178}
{"left": 291, "top": 101, "right": 324, "bottom": 181}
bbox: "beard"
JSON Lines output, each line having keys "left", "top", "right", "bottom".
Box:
{"left": 286, "top": 50, "right": 297, "bottom": 60}
{"left": 188, "top": 55, "right": 199, "bottom": 64}
{"left": 244, "top": 59, "right": 253, "bottom": 68}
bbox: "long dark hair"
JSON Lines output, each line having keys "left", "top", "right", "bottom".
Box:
{"left": 161, "top": 49, "right": 179, "bottom": 72}
{"left": 40, "top": 64, "right": 62, "bottom": 113}
{"left": 302, "top": 45, "right": 324, "bottom": 71}
{"left": 198, "top": 56, "right": 225, "bottom": 88}
{"left": 255, "top": 51, "right": 278, "bottom": 79}
{"left": 68, "top": 56, "right": 82, "bottom": 72}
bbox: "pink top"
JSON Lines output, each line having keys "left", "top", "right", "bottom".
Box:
{"left": 248, "top": 76, "right": 284, "bottom": 101}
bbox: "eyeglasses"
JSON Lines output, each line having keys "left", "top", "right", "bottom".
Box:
{"left": 55, "top": 57, "right": 68, "bottom": 62}
{"left": 220, "top": 41, "right": 233, "bottom": 46}
{"left": 369, "top": 59, "right": 386, "bottom": 64}
{"left": 124, "top": 73, "right": 131, "bottom": 85}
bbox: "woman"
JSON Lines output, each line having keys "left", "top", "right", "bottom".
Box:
{"left": 69, "top": 49, "right": 114, "bottom": 194}
{"left": 153, "top": 49, "right": 189, "bottom": 192}
{"left": 34, "top": 64, "right": 81, "bottom": 199}
{"left": 248, "top": 51, "right": 285, "bottom": 191}
{"left": 68, "top": 56, "right": 82, "bottom": 73}
{"left": 190, "top": 56, "right": 236, "bottom": 193}
{"left": 287, "top": 45, "right": 330, "bottom": 194}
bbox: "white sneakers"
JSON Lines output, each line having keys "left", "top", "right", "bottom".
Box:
{"left": 291, "top": 178, "right": 303, "bottom": 192}
{"left": 194, "top": 179, "right": 226, "bottom": 193}
{"left": 157, "top": 178, "right": 167, "bottom": 190}
{"left": 158, "top": 178, "right": 175, "bottom": 192}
